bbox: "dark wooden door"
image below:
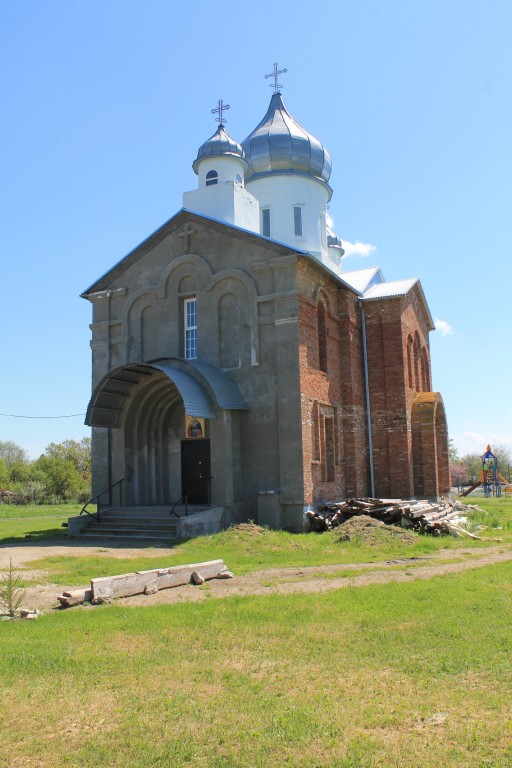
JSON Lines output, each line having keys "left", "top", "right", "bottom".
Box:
{"left": 180, "top": 439, "right": 211, "bottom": 504}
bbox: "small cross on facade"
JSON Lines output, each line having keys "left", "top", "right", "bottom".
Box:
{"left": 265, "top": 61, "right": 288, "bottom": 93}
{"left": 211, "top": 98, "right": 230, "bottom": 125}
{"left": 178, "top": 223, "right": 196, "bottom": 251}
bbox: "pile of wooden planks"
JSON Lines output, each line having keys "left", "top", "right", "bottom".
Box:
{"left": 401, "top": 499, "right": 479, "bottom": 537}
{"left": 306, "top": 497, "right": 474, "bottom": 536}
{"left": 307, "top": 498, "right": 413, "bottom": 531}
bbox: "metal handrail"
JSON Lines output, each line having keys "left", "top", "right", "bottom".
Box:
{"left": 80, "top": 478, "right": 124, "bottom": 523}
{"left": 170, "top": 476, "right": 212, "bottom": 518}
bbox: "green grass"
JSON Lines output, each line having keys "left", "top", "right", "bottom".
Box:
{"left": 0, "top": 503, "right": 80, "bottom": 544}
{"left": 0, "top": 502, "right": 82, "bottom": 519}
{"left": 2, "top": 498, "right": 511, "bottom": 588}
{"left": 22, "top": 528, "right": 449, "bottom": 587}
{"left": 0, "top": 514, "right": 69, "bottom": 543}
{"left": 0, "top": 563, "right": 511, "bottom": 767}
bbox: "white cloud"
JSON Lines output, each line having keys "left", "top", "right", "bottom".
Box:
{"left": 434, "top": 318, "right": 453, "bottom": 336}
{"left": 341, "top": 240, "right": 377, "bottom": 258}
{"left": 459, "top": 431, "right": 512, "bottom": 454}
{"left": 325, "top": 212, "right": 376, "bottom": 258}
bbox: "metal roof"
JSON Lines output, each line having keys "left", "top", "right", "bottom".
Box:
{"left": 186, "top": 359, "right": 247, "bottom": 409}
{"left": 361, "top": 278, "right": 418, "bottom": 300}
{"left": 85, "top": 359, "right": 247, "bottom": 428}
{"left": 341, "top": 267, "right": 384, "bottom": 295}
{"left": 192, "top": 125, "right": 246, "bottom": 174}
{"left": 242, "top": 92, "right": 332, "bottom": 187}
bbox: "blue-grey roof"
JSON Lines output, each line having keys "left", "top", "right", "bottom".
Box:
{"left": 193, "top": 125, "right": 246, "bottom": 174}
{"left": 85, "top": 359, "right": 247, "bottom": 428}
{"left": 242, "top": 93, "right": 332, "bottom": 186}
{"left": 185, "top": 359, "right": 247, "bottom": 409}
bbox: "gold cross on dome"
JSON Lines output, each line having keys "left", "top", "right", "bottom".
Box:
{"left": 211, "top": 98, "right": 230, "bottom": 125}
{"left": 265, "top": 61, "right": 288, "bottom": 93}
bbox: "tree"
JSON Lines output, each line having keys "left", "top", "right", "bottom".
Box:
{"left": 0, "top": 441, "right": 29, "bottom": 466}
{"left": 34, "top": 438, "right": 91, "bottom": 501}
{"left": 41, "top": 438, "right": 91, "bottom": 479}
{"left": 448, "top": 438, "right": 459, "bottom": 463}
{"left": 0, "top": 441, "right": 31, "bottom": 487}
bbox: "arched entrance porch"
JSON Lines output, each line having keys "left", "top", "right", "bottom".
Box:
{"left": 85, "top": 358, "right": 247, "bottom": 509}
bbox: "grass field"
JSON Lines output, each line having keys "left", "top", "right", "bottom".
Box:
{"left": 0, "top": 498, "right": 511, "bottom": 766}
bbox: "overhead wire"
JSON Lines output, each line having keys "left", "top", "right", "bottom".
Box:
{"left": 0, "top": 413, "right": 85, "bottom": 419}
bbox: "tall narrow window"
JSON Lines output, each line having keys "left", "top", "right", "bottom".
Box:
{"left": 413, "top": 332, "right": 421, "bottom": 391}
{"left": 294, "top": 206, "right": 303, "bottom": 236}
{"left": 184, "top": 298, "right": 197, "bottom": 360}
{"left": 421, "top": 348, "right": 430, "bottom": 392}
{"left": 312, "top": 401, "right": 320, "bottom": 461}
{"left": 318, "top": 301, "right": 328, "bottom": 372}
{"left": 262, "top": 208, "right": 271, "bottom": 237}
{"left": 324, "top": 416, "right": 335, "bottom": 482}
{"left": 407, "top": 335, "right": 414, "bottom": 388}
{"left": 206, "top": 170, "right": 218, "bottom": 186}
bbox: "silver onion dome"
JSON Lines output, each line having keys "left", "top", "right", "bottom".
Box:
{"left": 241, "top": 92, "right": 332, "bottom": 184}
{"left": 327, "top": 225, "right": 345, "bottom": 256}
{"left": 192, "top": 125, "right": 247, "bottom": 174}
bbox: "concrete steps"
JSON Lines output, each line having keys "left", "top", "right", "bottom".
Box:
{"left": 78, "top": 505, "right": 198, "bottom": 543}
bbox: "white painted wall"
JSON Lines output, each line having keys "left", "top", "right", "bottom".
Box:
{"left": 245, "top": 174, "right": 330, "bottom": 259}
{"left": 196, "top": 155, "right": 247, "bottom": 188}
{"left": 183, "top": 181, "right": 260, "bottom": 232}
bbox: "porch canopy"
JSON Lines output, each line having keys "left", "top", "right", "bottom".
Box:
{"left": 85, "top": 358, "right": 247, "bottom": 428}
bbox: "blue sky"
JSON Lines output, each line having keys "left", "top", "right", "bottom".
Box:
{"left": 1, "top": 0, "right": 510, "bottom": 460}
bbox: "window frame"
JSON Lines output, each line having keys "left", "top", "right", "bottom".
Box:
{"left": 261, "top": 208, "right": 271, "bottom": 237}
{"left": 293, "top": 205, "right": 303, "bottom": 237}
{"left": 205, "top": 170, "right": 218, "bottom": 186}
{"left": 184, "top": 297, "right": 198, "bottom": 360}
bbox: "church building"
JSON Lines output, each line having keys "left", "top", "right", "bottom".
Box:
{"left": 80, "top": 70, "right": 450, "bottom": 534}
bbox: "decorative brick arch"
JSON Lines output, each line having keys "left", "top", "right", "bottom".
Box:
{"left": 411, "top": 392, "right": 450, "bottom": 498}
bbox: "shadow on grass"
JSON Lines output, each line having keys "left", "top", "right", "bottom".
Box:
{"left": 0, "top": 530, "right": 180, "bottom": 550}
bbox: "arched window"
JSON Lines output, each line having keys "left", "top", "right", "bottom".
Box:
{"left": 413, "top": 332, "right": 421, "bottom": 392}
{"left": 206, "top": 170, "right": 218, "bottom": 186}
{"left": 312, "top": 401, "right": 320, "bottom": 462}
{"left": 421, "top": 348, "right": 430, "bottom": 391}
{"left": 407, "top": 335, "right": 414, "bottom": 388}
{"left": 317, "top": 301, "right": 328, "bottom": 372}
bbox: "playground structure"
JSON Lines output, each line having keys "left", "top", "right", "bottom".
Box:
{"left": 461, "top": 445, "right": 510, "bottom": 497}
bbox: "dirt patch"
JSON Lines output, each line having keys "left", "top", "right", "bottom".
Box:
{"left": 1, "top": 539, "right": 511, "bottom": 614}
{"left": 329, "top": 515, "right": 418, "bottom": 545}
{"left": 0, "top": 541, "right": 182, "bottom": 570}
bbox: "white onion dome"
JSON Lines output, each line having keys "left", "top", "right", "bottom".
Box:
{"left": 241, "top": 92, "right": 332, "bottom": 186}
{"left": 192, "top": 125, "right": 247, "bottom": 174}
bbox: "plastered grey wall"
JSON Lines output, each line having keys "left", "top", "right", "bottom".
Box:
{"left": 85, "top": 212, "right": 307, "bottom": 528}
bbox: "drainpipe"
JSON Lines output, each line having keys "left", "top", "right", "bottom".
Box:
{"left": 358, "top": 300, "right": 375, "bottom": 497}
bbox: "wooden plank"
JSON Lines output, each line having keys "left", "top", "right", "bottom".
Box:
{"left": 57, "top": 589, "right": 92, "bottom": 607}
{"left": 91, "top": 559, "right": 225, "bottom": 602}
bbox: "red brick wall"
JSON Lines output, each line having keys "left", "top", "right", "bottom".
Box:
{"left": 363, "top": 284, "right": 445, "bottom": 499}
{"left": 297, "top": 260, "right": 369, "bottom": 504}
{"left": 297, "top": 260, "right": 449, "bottom": 503}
